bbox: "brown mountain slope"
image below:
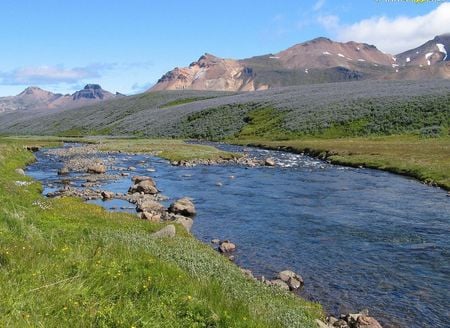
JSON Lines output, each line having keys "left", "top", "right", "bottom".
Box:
{"left": 150, "top": 54, "right": 266, "bottom": 92}
{"left": 272, "top": 37, "right": 394, "bottom": 69}
{"left": 150, "top": 36, "right": 450, "bottom": 92}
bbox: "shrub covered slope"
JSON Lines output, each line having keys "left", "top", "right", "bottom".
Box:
{"left": 0, "top": 80, "right": 448, "bottom": 139}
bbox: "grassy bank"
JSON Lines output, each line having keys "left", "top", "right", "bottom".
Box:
{"left": 1, "top": 136, "right": 239, "bottom": 163}
{"left": 232, "top": 135, "right": 450, "bottom": 191}
{"left": 0, "top": 139, "right": 322, "bottom": 327}
{"left": 96, "top": 138, "right": 239, "bottom": 162}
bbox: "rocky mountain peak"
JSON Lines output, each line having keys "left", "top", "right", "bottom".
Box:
{"left": 83, "top": 84, "right": 102, "bottom": 90}
{"left": 72, "top": 84, "right": 112, "bottom": 100}
{"left": 396, "top": 34, "right": 449, "bottom": 66}
{"left": 18, "top": 86, "right": 53, "bottom": 97}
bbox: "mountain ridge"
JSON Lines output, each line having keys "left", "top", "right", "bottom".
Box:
{"left": 0, "top": 84, "right": 121, "bottom": 113}
{"left": 150, "top": 35, "right": 450, "bottom": 92}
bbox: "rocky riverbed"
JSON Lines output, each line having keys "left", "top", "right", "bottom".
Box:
{"left": 42, "top": 144, "right": 274, "bottom": 233}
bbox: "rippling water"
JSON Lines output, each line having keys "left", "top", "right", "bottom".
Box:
{"left": 27, "top": 144, "right": 450, "bottom": 328}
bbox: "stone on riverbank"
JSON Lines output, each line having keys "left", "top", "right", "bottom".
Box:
{"left": 269, "top": 279, "right": 290, "bottom": 290}
{"left": 317, "top": 310, "right": 383, "bottom": 328}
{"left": 174, "top": 216, "right": 194, "bottom": 232}
{"left": 168, "top": 197, "right": 196, "bottom": 217}
{"left": 141, "top": 211, "right": 161, "bottom": 222}
{"left": 136, "top": 198, "right": 165, "bottom": 213}
{"left": 15, "top": 168, "right": 25, "bottom": 175}
{"left": 151, "top": 225, "right": 176, "bottom": 238}
{"left": 277, "top": 270, "right": 304, "bottom": 290}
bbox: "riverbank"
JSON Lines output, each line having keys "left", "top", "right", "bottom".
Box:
{"left": 0, "top": 138, "right": 324, "bottom": 327}
{"left": 230, "top": 135, "right": 450, "bottom": 191}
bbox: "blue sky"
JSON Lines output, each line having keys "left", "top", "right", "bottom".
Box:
{"left": 0, "top": 0, "right": 449, "bottom": 96}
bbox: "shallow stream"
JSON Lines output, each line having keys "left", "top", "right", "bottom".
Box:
{"left": 27, "top": 143, "right": 450, "bottom": 328}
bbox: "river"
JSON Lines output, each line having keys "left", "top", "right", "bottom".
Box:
{"left": 26, "top": 143, "right": 450, "bottom": 328}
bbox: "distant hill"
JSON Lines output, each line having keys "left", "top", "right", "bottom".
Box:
{"left": 0, "top": 84, "right": 121, "bottom": 113}
{"left": 150, "top": 35, "right": 450, "bottom": 92}
{"left": 1, "top": 79, "right": 449, "bottom": 140}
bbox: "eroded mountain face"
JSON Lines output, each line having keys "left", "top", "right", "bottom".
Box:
{"left": 150, "top": 53, "right": 267, "bottom": 92}
{"left": 150, "top": 35, "right": 450, "bottom": 92}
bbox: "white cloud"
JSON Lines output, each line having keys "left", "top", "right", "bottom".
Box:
{"left": 0, "top": 64, "right": 114, "bottom": 85}
{"left": 317, "top": 14, "right": 340, "bottom": 30}
{"left": 334, "top": 3, "right": 450, "bottom": 54}
{"left": 313, "top": 0, "right": 326, "bottom": 12}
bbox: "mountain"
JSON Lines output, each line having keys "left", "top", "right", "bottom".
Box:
{"left": 150, "top": 36, "right": 450, "bottom": 92}
{"left": 150, "top": 53, "right": 258, "bottom": 92}
{"left": 396, "top": 34, "right": 449, "bottom": 67}
{"left": 0, "top": 84, "right": 120, "bottom": 113}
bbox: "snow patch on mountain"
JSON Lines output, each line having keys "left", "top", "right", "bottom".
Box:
{"left": 436, "top": 43, "right": 447, "bottom": 60}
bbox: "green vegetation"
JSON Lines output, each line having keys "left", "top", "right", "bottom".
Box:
{"left": 96, "top": 138, "right": 240, "bottom": 162}
{"left": 160, "top": 96, "right": 219, "bottom": 108}
{"left": 238, "top": 107, "right": 287, "bottom": 140}
{"left": 233, "top": 135, "right": 450, "bottom": 190}
{"left": 0, "top": 139, "right": 323, "bottom": 327}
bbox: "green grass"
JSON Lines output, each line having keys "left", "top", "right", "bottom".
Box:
{"left": 232, "top": 135, "right": 450, "bottom": 190}
{"left": 238, "top": 107, "right": 288, "bottom": 140}
{"left": 0, "top": 139, "right": 323, "bottom": 327}
{"left": 95, "top": 138, "right": 240, "bottom": 162}
{"left": 159, "top": 97, "right": 217, "bottom": 109}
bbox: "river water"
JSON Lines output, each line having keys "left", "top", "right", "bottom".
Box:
{"left": 26, "top": 143, "right": 450, "bottom": 328}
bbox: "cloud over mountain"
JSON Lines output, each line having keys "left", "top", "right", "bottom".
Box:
{"left": 0, "top": 64, "right": 114, "bottom": 85}
{"left": 334, "top": 2, "right": 450, "bottom": 54}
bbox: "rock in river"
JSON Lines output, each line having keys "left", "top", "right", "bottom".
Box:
{"left": 87, "top": 164, "right": 106, "bottom": 174}
{"left": 101, "top": 191, "right": 114, "bottom": 200}
{"left": 58, "top": 167, "right": 69, "bottom": 175}
{"left": 132, "top": 175, "right": 155, "bottom": 184}
{"left": 168, "top": 197, "right": 196, "bottom": 217}
{"left": 265, "top": 157, "right": 276, "bottom": 166}
{"left": 129, "top": 179, "right": 158, "bottom": 195}
{"left": 219, "top": 241, "right": 236, "bottom": 253}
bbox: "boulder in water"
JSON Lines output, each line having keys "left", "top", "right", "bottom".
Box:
{"left": 219, "top": 241, "right": 236, "bottom": 253}
{"left": 87, "top": 164, "right": 106, "bottom": 174}
{"left": 168, "top": 197, "right": 196, "bottom": 217}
